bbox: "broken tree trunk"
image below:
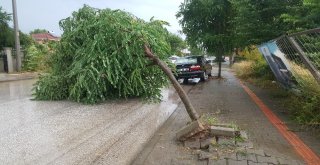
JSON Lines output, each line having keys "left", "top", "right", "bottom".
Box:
{"left": 144, "top": 45, "right": 200, "bottom": 121}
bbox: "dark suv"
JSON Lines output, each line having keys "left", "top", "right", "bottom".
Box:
{"left": 175, "top": 56, "right": 212, "bottom": 83}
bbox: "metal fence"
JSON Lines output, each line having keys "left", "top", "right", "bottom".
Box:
{"left": 259, "top": 28, "right": 320, "bottom": 92}
{"left": 259, "top": 28, "right": 320, "bottom": 130}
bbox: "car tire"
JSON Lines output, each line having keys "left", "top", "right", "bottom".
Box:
{"left": 183, "top": 78, "right": 188, "bottom": 84}
{"left": 200, "top": 72, "right": 208, "bottom": 81}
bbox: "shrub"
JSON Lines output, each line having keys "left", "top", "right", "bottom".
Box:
{"left": 233, "top": 46, "right": 274, "bottom": 81}
{"left": 23, "top": 43, "right": 51, "bottom": 71}
{"left": 286, "top": 62, "right": 320, "bottom": 124}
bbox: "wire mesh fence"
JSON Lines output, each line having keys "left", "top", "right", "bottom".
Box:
{"left": 276, "top": 29, "right": 320, "bottom": 94}
{"left": 259, "top": 28, "right": 320, "bottom": 90}
{"left": 259, "top": 28, "right": 320, "bottom": 131}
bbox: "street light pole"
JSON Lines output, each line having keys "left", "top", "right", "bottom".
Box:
{"left": 12, "top": 0, "right": 21, "bottom": 72}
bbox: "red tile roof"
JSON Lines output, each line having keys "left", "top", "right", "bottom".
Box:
{"left": 31, "top": 33, "right": 60, "bottom": 42}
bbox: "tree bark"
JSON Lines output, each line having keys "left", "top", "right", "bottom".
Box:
{"left": 144, "top": 45, "right": 200, "bottom": 121}
{"left": 218, "top": 56, "right": 222, "bottom": 78}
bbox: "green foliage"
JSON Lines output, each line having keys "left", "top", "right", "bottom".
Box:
{"left": 177, "top": 0, "right": 319, "bottom": 50}
{"left": 281, "top": 0, "right": 320, "bottom": 32}
{"left": 286, "top": 62, "right": 320, "bottom": 124}
{"left": 177, "top": 0, "right": 234, "bottom": 55}
{"left": 0, "top": 7, "right": 13, "bottom": 49}
{"left": 230, "top": 0, "right": 320, "bottom": 46}
{"left": 279, "top": 87, "right": 320, "bottom": 125}
{"left": 23, "top": 42, "right": 53, "bottom": 71}
{"left": 189, "top": 46, "right": 205, "bottom": 55}
{"left": 167, "top": 33, "right": 186, "bottom": 56}
{"left": 30, "top": 29, "right": 48, "bottom": 34}
{"left": 200, "top": 113, "right": 217, "bottom": 125}
{"left": 231, "top": 0, "right": 299, "bottom": 47}
{"left": 0, "top": 7, "right": 11, "bottom": 24}
{"left": 233, "top": 47, "right": 274, "bottom": 80}
{"left": 0, "top": 7, "right": 32, "bottom": 49}
{"left": 296, "top": 95, "right": 320, "bottom": 124}
{"left": 34, "top": 5, "right": 171, "bottom": 104}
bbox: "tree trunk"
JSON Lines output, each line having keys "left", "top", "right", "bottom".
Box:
{"left": 229, "top": 48, "right": 237, "bottom": 67}
{"left": 144, "top": 45, "right": 200, "bottom": 121}
{"left": 218, "top": 56, "right": 222, "bottom": 78}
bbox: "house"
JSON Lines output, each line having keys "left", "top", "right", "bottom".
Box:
{"left": 31, "top": 32, "right": 60, "bottom": 43}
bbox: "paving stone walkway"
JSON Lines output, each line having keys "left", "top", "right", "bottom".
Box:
{"left": 133, "top": 68, "right": 310, "bottom": 165}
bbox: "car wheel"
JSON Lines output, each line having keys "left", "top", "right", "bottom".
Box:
{"left": 200, "top": 72, "right": 208, "bottom": 81}
{"left": 183, "top": 78, "right": 188, "bottom": 84}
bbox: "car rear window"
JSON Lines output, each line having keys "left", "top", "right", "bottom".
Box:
{"left": 176, "top": 57, "right": 198, "bottom": 65}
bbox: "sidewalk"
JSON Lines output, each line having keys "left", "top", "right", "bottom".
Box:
{"left": 132, "top": 68, "right": 315, "bottom": 165}
{"left": 0, "top": 72, "right": 38, "bottom": 82}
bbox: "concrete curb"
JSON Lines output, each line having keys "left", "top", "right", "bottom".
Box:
{"left": 0, "top": 73, "right": 38, "bottom": 82}
{"left": 100, "top": 88, "right": 182, "bottom": 164}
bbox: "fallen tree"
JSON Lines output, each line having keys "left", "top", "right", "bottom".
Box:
{"left": 34, "top": 5, "right": 172, "bottom": 103}
{"left": 34, "top": 5, "right": 202, "bottom": 137}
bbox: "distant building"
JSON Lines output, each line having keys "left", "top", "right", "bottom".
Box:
{"left": 31, "top": 32, "right": 60, "bottom": 43}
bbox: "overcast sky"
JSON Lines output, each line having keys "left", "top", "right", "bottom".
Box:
{"left": 0, "top": 0, "right": 184, "bottom": 36}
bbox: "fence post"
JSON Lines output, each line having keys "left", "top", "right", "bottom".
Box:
{"left": 286, "top": 36, "right": 320, "bottom": 85}
{"left": 4, "top": 47, "right": 14, "bottom": 73}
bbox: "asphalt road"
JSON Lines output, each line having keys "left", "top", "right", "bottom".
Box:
{"left": 0, "top": 79, "right": 182, "bottom": 165}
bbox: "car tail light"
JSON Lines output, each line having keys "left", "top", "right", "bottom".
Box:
{"left": 190, "top": 65, "right": 201, "bottom": 71}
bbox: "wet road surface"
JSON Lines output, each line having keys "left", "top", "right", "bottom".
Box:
{"left": 0, "top": 79, "right": 184, "bottom": 164}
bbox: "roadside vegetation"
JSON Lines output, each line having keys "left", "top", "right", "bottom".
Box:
{"left": 233, "top": 47, "right": 320, "bottom": 127}
{"left": 232, "top": 47, "right": 274, "bottom": 88}
{"left": 0, "top": 7, "right": 50, "bottom": 72}
{"left": 0, "top": 7, "right": 32, "bottom": 50}
{"left": 23, "top": 41, "right": 55, "bottom": 72}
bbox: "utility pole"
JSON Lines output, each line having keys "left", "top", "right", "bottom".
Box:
{"left": 12, "top": 0, "right": 21, "bottom": 72}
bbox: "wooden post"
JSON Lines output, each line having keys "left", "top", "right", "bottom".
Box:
{"left": 4, "top": 48, "right": 14, "bottom": 73}
{"left": 287, "top": 36, "right": 320, "bottom": 85}
{"left": 12, "top": 0, "right": 21, "bottom": 72}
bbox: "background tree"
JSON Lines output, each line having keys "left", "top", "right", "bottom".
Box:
{"left": 281, "top": 0, "right": 320, "bottom": 33}
{"left": 30, "top": 28, "right": 48, "bottom": 34}
{"left": 167, "top": 33, "right": 186, "bottom": 56}
{"left": 189, "top": 45, "right": 205, "bottom": 55}
{"left": 177, "top": 0, "right": 234, "bottom": 77}
{"left": 0, "top": 7, "right": 32, "bottom": 49}
{"left": 0, "top": 7, "right": 14, "bottom": 49}
{"left": 229, "top": 0, "right": 320, "bottom": 47}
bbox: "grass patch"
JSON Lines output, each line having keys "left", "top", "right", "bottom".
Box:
{"left": 200, "top": 113, "right": 218, "bottom": 125}
{"left": 228, "top": 122, "right": 240, "bottom": 131}
{"left": 235, "top": 136, "right": 245, "bottom": 143}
